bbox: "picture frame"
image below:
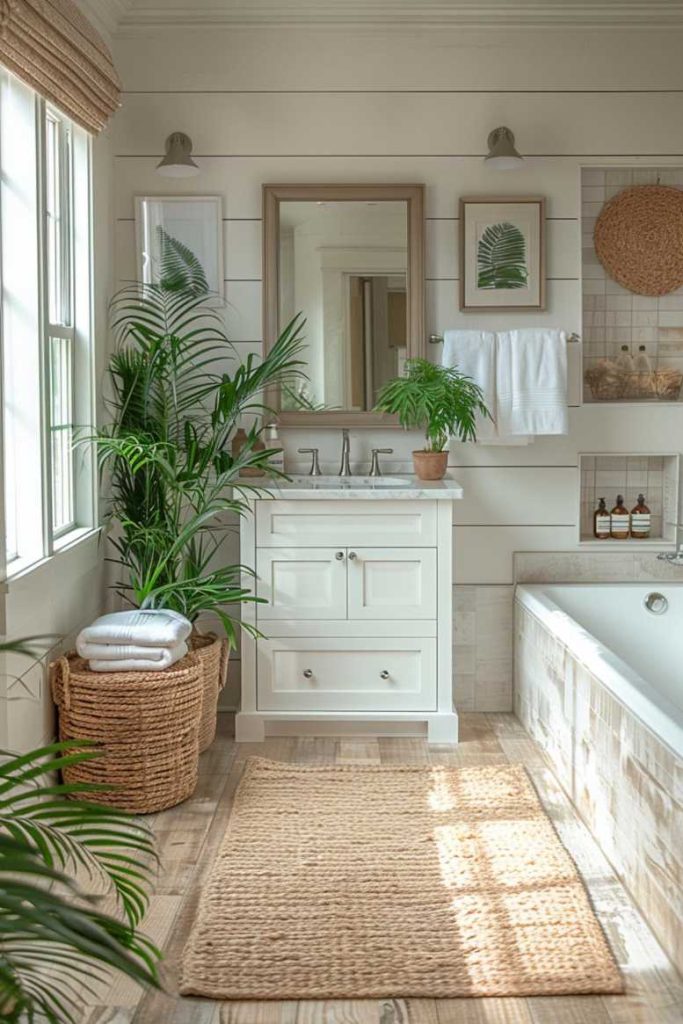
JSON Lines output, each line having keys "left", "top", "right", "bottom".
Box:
{"left": 134, "top": 195, "right": 224, "bottom": 296}
{"left": 459, "top": 196, "right": 545, "bottom": 312}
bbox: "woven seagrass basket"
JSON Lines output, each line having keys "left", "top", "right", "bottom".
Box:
{"left": 189, "top": 632, "right": 229, "bottom": 752}
{"left": 50, "top": 651, "right": 203, "bottom": 814}
{"left": 585, "top": 363, "right": 683, "bottom": 402}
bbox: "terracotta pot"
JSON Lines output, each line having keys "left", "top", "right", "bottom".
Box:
{"left": 412, "top": 450, "right": 448, "bottom": 481}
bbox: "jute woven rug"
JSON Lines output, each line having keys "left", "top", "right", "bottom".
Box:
{"left": 180, "top": 758, "right": 623, "bottom": 1000}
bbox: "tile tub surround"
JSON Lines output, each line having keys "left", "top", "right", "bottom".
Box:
{"left": 515, "top": 594, "right": 682, "bottom": 975}
{"left": 582, "top": 166, "right": 683, "bottom": 399}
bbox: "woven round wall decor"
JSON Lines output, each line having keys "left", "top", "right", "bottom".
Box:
{"left": 593, "top": 184, "right": 683, "bottom": 296}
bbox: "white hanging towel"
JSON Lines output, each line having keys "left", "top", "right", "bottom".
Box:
{"left": 496, "top": 329, "right": 568, "bottom": 436}
{"left": 442, "top": 329, "right": 529, "bottom": 445}
{"left": 442, "top": 330, "right": 497, "bottom": 441}
{"left": 87, "top": 641, "right": 189, "bottom": 674}
{"left": 77, "top": 609, "right": 192, "bottom": 650}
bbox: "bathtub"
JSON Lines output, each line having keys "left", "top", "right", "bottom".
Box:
{"left": 516, "top": 583, "right": 683, "bottom": 757}
{"left": 515, "top": 582, "right": 682, "bottom": 973}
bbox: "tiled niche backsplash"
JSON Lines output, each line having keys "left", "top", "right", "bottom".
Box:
{"left": 579, "top": 453, "right": 679, "bottom": 542}
{"left": 582, "top": 167, "right": 683, "bottom": 401}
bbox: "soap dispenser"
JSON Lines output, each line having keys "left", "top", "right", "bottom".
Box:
{"left": 610, "top": 495, "right": 630, "bottom": 540}
{"left": 593, "top": 497, "right": 611, "bottom": 540}
{"left": 631, "top": 494, "right": 651, "bottom": 539}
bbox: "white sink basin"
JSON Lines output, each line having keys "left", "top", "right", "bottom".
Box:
{"left": 265, "top": 474, "right": 411, "bottom": 488}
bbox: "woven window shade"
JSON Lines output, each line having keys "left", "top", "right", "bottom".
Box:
{"left": 0, "top": 0, "right": 121, "bottom": 133}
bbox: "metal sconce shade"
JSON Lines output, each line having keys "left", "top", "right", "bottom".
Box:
{"left": 485, "top": 126, "right": 524, "bottom": 170}
{"left": 156, "top": 132, "right": 200, "bottom": 177}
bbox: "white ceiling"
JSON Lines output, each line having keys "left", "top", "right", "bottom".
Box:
{"left": 80, "top": 0, "right": 683, "bottom": 34}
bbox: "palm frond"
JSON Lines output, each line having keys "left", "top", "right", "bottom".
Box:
{"left": 0, "top": 743, "right": 157, "bottom": 931}
{"left": 156, "top": 226, "right": 209, "bottom": 295}
{"left": 374, "top": 358, "right": 490, "bottom": 450}
{"left": 476, "top": 221, "right": 528, "bottom": 290}
{"left": 0, "top": 833, "right": 160, "bottom": 1024}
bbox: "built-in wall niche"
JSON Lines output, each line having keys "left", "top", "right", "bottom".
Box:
{"left": 579, "top": 454, "right": 680, "bottom": 545}
{"left": 582, "top": 167, "right": 683, "bottom": 404}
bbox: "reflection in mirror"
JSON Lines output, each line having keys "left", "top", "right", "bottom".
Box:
{"left": 277, "top": 201, "right": 408, "bottom": 412}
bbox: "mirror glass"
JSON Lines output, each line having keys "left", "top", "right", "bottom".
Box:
{"left": 277, "top": 200, "right": 409, "bottom": 412}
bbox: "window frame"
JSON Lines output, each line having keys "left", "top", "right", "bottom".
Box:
{"left": 41, "top": 104, "right": 78, "bottom": 542}
{"left": 0, "top": 73, "right": 96, "bottom": 581}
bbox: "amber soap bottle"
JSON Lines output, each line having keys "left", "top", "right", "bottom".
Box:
{"left": 631, "top": 494, "right": 651, "bottom": 539}
{"left": 610, "top": 495, "right": 630, "bottom": 539}
{"left": 593, "top": 497, "right": 611, "bottom": 539}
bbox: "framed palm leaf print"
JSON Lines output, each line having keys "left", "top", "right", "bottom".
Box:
{"left": 459, "top": 196, "right": 545, "bottom": 311}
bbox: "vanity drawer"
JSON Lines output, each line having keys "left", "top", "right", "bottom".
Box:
{"left": 257, "top": 637, "right": 437, "bottom": 712}
{"left": 255, "top": 500, "right": 437, "bottom": 548}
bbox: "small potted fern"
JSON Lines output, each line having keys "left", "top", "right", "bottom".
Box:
{"left": 374, "top": 358, "right": 490, "bottom": 480}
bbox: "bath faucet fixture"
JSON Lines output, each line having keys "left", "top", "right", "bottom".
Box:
{"left": 369, "top": 448, "right": 394, "bottom": 477}
{"left": 657, "top": 544, "right": 683, "bottom": 565}
{"left": 339, "top": 429, "right": 351, "bottom": 477}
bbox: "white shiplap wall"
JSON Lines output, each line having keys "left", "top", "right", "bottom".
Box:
{"left": 107, "top": 23, "right": 683, "bottom": 711}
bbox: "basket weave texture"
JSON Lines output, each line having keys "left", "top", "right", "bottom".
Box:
{"left": 585, "top": 362, "right": 683, "bottom": 402}
{"left": 50, "top": 651, "right": 203, "bottom": 814}
{"left": 594, "top": 185, "right": 683, "bottom": 296}
{"left": 189, "top": 632, "right": 229, "bottom": 753}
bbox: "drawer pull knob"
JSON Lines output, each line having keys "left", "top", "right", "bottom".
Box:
{"left": 303, "top": 669, "right": 313, "bottom": 679}
{"left": 348, "top": 551, "right": 358, "bottom": 561}
{"left": 335, "top": 551, "right": 345, "bottom": 560}
{"left": 380, "top": 670, "right": 390, "bottom": 680}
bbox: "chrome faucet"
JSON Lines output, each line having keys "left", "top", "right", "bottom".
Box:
{"left": 369, "top": 448, "right": 394, "bottom": 477}
{"left": 657, "top": 544, "right": 683, "bottom": 565}
{"left": 339, "top": 429, "right": 351, "bottom": 477}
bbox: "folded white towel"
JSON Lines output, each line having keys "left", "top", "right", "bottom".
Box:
{"left": 78, "top": 640, "right": 188, "bottom": 663}
{"left": 496, "top": 329, "right": 568, "bottom": 436}
{"left": 78, "top": 609, "right": 192, "bottom": 650}
{"left": 87, "top": 641, "right": 188, "bottom": 674}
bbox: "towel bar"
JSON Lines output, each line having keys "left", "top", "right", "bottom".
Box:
{"left": 429, "top": 332, "right": 581, "bottom": 344}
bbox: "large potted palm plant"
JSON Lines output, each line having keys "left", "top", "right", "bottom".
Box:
{"left": 94, "top": 235, "right": 308, "bottom": 748}
{"left": 374, "top": 357, "right": 490, "bottom": 480}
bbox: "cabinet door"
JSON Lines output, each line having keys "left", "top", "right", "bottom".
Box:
{"left": 347, "top": 548, "right": 437, "bottom": 620}
{"left": 256, "top": 548, "right": 347, "bottom": 620}
{"left": 257, "top": 637, "right": 437, "bottom": 711}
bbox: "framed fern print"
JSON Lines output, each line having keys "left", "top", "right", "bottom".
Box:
{"left": 459, "top": 196, "right": 545, "bottom": 311}
{"left": 135, "top": 195, "right": 224, "bottom": 298}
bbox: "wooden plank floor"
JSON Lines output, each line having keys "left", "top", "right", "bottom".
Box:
{"left": 85, "top": 713, "right": 683, "bottom": 1024}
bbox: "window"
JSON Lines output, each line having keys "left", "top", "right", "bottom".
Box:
{"left": 1, "top": 70, "right": 95, "bottom": 576}
{"left": 45, "top": 108, "right": 77, "bottom": 537}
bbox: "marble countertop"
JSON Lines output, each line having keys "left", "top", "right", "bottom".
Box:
{"left": 235, "top": 473, "right": 464, "bottom": 500}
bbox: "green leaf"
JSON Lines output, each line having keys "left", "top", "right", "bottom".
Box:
{"left": 373, "top": 357, "right": 491, "bottom": 448}
{"left": 476, "top": 221, "right": 528, "bottom": 290}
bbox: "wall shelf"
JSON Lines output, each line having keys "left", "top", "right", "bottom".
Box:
{"left": 578, "top": 453, "right": 680, "bottom": 545}
{"left": 581, "top": 166, "right": 683, "bottom": 407}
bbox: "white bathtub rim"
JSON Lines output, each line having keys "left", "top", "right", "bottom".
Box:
{"left": 515, "top": 583, "right": 683, "bottom": 759}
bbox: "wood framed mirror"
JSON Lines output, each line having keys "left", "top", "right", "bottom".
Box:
{"left": 263, "top": 184, "right": 425, "bottom": 426}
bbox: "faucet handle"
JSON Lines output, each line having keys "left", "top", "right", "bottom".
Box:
{"left": 369, "top": 448, "right": 394, "bottom": 477}
{"left": 297, "top": 447, "right": 321, "bottom": 476}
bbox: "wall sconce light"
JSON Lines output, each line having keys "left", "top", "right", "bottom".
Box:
{"left": 156, "top": 132, "right": 200, "bottom": 177}
{"left": 484, "top": 127, "right": 524, "bottom": 170}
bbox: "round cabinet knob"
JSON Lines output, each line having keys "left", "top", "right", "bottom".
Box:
{"left": 303, "top": 669, "right": 313, "bottom": 679}
{"left": 335, "top": 551, "right": 345, "bottom": 560}
{"left": 348, "top": 551, "right": 357, "bottom": 561}
{"left": 380, "top": 670, "right": 390, "bottom": 680}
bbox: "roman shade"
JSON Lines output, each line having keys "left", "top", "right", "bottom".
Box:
{"left": 0, "top": 0, "right": 121, "bottom": 133}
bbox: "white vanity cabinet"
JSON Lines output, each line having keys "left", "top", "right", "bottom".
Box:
{"left": 236, "top": 480, "right": 462, "bottom": 743}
